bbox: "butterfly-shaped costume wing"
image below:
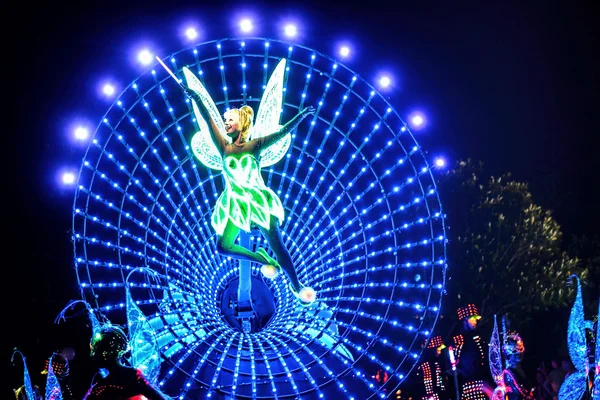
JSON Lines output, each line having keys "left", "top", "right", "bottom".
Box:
{"left": 594, "top": 302, "right": 599, "bottom": 400}
{"left": 251, "top": 58, "right": 290, "bottom": 168}
{"left": 558, "top": 276, "right": 590, "bottom": 400}
{"left": 125, "top": 269, "right": 161, "bottom": 386}
{"left": 489, "top": 316, "right": 507, "bottom": 400}
{"left": 45, "top": 354, "right": 65, "bottom": 400}
{"left": 183, "top": 67, "right": 229, "bottom": 171}
{"left": 183, "top": 58, "right": 291, "bottom": 170}
{"left": 489, "top": 316, "right": 504, "bottom": 386}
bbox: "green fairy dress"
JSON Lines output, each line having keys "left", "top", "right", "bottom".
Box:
{"left": 211, "top": 141, "right": 285, "bottom": 236}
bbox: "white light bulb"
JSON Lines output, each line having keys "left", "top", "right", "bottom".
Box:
{"left": 284, "top": 24, "right": 297, "bottom": 37}
{"left": 185, "top": 27, "right": 198, "bottom": 40}
{"left": 74, "top": 127, "right": 88, "bottom": 140}
{"left": 102, "top": 84, "right": 115, "bottom": 96}
{"left": 240, "top": 19, "right": 252, "bottom": 33}
{"left": 62, "top": 172, "right": 75, "bottom": 184}
{"left": 137, "top": 49, "right": 153, "bottom": 65}
{"left": 412, "top": 115, "right": 424, "bottom": 126}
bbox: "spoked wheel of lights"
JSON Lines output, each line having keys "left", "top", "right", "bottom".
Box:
{"left": 72, "top": 38, "right": 447, "bottom": 399}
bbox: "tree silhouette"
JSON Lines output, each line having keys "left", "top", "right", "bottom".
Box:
{"left": 438, "top": 159, "right": 587, "bottom": 327}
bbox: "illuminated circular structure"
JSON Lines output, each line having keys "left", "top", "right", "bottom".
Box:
{"left": 72, "top": 37, "right": 448, "bottom": 399}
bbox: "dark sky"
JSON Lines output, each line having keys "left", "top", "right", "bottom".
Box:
{"left": 5, "top": 0, "right": 598, "bottom": 396}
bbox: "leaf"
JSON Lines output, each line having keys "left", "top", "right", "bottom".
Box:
{"left": 437, "top": 159, "right": 584, "bottom": 320}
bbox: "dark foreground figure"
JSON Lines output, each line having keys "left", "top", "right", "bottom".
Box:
{"left": 83, "top": 326, "right": 167, "bottom": 400}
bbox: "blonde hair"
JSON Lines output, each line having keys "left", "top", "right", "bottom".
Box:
{"left": 225, "top": 105, "right": 254, "bottom": 142}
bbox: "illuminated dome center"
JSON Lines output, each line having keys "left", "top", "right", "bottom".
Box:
{"left": 72, "top": 38, "right": 447, "bottom": 399}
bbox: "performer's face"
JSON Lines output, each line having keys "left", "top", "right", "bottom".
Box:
{"left": 466, "top": 316, "right": 478, "bottom": 329}
{"left": 224, "top": 112, "right": 240, "bottom": 136}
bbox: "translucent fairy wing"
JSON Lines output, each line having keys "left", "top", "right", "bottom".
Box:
{"left": 489, "top": 315, "right": 504, "bottom": 386}
{"left": 55, "top": 299, "right": 104, "bottom": 339}
{"left": 251, "top": 58, "right": 290, "bottom": 168}
{"left": 558, "top": 371, "right": 587, "bottom": 400}
{"left": 567, "top": 275, "right": 587, "bottom": 373}
{"left": 126, "top": 287, "right": 161, "bottom": 384}
{"left": 45, "top": 354, "right": 64, "bottom": 400}
{"left": 125, "top": 269, "right": 161, "bottom": 385}
{"left": 11, "top": 350, "right": 35, "bottom": 400}
{"left": 182, "top": 67, "right": 228, "bottom": 171}
{"left": 595, "top": 303, "right": 599, "bottom": 400}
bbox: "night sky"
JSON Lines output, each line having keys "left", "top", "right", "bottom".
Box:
{"left": 5, "top": 0, "right": 598, "bottom": 397}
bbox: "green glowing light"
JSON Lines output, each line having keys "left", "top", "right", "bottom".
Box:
{"left": 212, "top": 154, "right": 284, "bottom": 234}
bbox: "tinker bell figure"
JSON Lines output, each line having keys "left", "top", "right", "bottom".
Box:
{"left": 158, "top": 57, "right": 316, "bottom": 305}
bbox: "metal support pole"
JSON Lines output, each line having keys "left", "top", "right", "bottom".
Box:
{"left": 237, "top": 230, "right": 254, "bottom": 332}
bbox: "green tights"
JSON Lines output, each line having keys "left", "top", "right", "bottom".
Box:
{"left": 216, "top": 216, "right": 302, "bottom": 291}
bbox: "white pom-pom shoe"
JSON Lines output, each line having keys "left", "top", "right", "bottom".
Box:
{"left": 257, "top": 248, "right": 281, "bottom": 279}
{"left": 290, "top": 283, "right": 317, "bottom": 306}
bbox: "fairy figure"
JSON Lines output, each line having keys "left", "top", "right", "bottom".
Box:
{"left": 83, "top": 325, "right": 167, "bottom": 400}
{"left": 177, "top": 58, "right": 317, "bottom": 305}
{"left": 557, "top": 275, "right": 596, "bottom": 400}
{"left": 489, "top": 315, "right": 534, "bottom": 400}
{"left": 55, "top": 300, "right": 166, "bottom": 400}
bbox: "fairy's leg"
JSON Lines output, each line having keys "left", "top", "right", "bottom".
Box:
{"left": 257, "top": 216, "right": 302, "bottom": 291}
{"left": 216, "top": 220, "right": 267, "bottom": 264}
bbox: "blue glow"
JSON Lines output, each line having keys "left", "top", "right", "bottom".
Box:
{"left": 11, "top": 349, "right": 35, "bottom": 400}
{"left": 45, "top": 353, "right": 65, "bottom": 400}
{"left": 126, "top": 268, "right": 161, "bottom": 385}
{"left": 559, "top": 275, "right": 595, "bottom": 400}
{"left": 72, "top": 37, "right": 447, "bottom": 398}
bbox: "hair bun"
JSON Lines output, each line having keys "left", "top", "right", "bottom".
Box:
{"left": 240, "top": 105, "right": 254, "bottom": 118}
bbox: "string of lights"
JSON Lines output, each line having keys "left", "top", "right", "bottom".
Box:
{"left": 67, "top": 30, "right": 448, "bottom": 399}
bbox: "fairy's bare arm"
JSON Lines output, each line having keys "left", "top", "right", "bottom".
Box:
{"left": 185, "top": 89, "right": 227, "bottom": 155}
{"left": 259, "top": 106, "right": 315, "bottom": 149}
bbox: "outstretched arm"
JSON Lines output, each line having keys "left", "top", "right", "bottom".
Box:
{"left": 259, "top": 106, "right": 315, "bottom": 149}
{"left": 184, "top": 89, "right": 228, "bottom": 155}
